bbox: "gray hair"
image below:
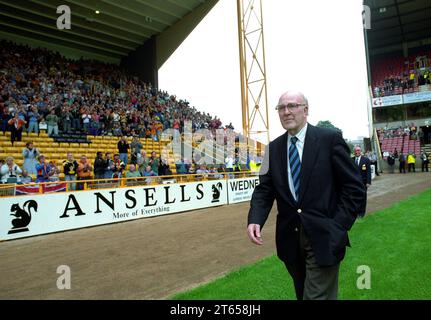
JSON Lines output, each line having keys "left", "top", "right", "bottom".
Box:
{"left": 279, "top": 91, "right": 309, "bottom": 106}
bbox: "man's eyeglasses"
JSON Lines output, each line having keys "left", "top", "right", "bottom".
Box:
{"left": 275, "top": 103, "right": 307, "bottom": 113}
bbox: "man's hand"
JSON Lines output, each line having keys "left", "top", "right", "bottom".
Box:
{"left": 366, "top": 183, "right": 370, "bottom": 189}
{"left": 247, "top": 224, "right": 263, "bottom": 245}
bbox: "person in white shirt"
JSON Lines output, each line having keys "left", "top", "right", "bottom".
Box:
{"left": 225, "top": 155, "right": 234, "bottom": 172}
{"left": 1, "top": 156, "right": 23, "bottom": 183}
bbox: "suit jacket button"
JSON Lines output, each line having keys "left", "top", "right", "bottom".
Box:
{"left": 297, "top": 209, "right": 302, "bottom": 214}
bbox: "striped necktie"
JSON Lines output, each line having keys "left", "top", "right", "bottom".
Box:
{"left": 289, "top": 136, "right": 301, "bottom": 202}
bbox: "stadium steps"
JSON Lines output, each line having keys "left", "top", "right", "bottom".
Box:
{"left": 0, "top": 133, "right": 167, "bottom": 177}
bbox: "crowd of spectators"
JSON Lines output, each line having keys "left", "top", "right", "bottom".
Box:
{"left": 0, "top": 41, "right": 263, "bottom": 188}
{"left": 375, "top": 123, "right": 431, "bottom": 173}
{"left": 377, "top": 123, "right": 420, "bottom": 140}
{"left": 0, "top": 138, "right": 261, "bottom": 186}
{"left": 372, "top": 53, "right": 431, "bottom": 98}
{"left": 0, "top": 40, "right": 233, "bottom": 146}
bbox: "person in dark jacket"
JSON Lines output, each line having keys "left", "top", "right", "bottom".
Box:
{"left": 399, "top": 152, "right": 406, "bottom": 173}
{"left": 117, "top": 136, "right": 130, "bottom": 165}
{"left": 93, "top": 152, "right": 106, "bottom": 180}
{"left": 247, "top": 91, "right": 366, "bottom": 300}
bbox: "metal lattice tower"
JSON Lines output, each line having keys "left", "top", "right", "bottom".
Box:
{"left": 237, "top": 0, "right": 270, "bottom": 145}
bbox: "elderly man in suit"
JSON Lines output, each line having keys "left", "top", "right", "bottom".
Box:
{"left": 247, "top": 91, "right": 366, "bottom": 300}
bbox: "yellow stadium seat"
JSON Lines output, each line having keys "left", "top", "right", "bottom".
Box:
{"left": 0, "top": 141, "right": 12, "bottom": 147}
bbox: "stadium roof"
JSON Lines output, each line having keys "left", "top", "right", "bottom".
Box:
{"left": 0, "top": 0, "right": 216, "bottom": 62}
{"left": 364, "top": 0, "right": 431, "bottom": 54}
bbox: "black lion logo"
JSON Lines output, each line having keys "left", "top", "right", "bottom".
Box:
{"left": 8, "top": 200, "right": 38, "bottom": 234}
{"left": 211, "top": 182, "right": 223, "bottom": 203}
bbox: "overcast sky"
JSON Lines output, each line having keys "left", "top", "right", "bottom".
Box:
{"left": 159, "top": 0, "right": 369, "bottom": 142}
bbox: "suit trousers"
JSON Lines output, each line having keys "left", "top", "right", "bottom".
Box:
{"left": 284, "top": 224, "right": 340, "bottom": 300}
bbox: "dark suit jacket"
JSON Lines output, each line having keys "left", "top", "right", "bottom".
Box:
{"left": 352, "top": 156, "right": 371, "bottom": 185}
{"left": 248, "top": 124, "right": 366, "bottom": 267}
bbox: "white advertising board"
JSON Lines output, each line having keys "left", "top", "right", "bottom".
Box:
{"left": 0, "top": 180, "right": 227, "bottom": 240}
{"left": 227, "top": 177, "right": 260, "bottom": 204}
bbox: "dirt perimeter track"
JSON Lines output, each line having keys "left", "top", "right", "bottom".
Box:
{"left": 1, "top": 172, "right": 430, "bottom": 299}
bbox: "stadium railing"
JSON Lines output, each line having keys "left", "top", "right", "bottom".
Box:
{"left": 0, "top": 171, "right": 259, "bottom": 198}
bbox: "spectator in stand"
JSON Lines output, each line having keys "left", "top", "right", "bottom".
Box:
{"left": 20, "top": 170, "right": 32, "bottom": 184}
{"left": 0, "top": 40, "right": 230, "bottom": 143}
{"left": 137, "top": 150, "right": 148, "bottom": 177}
{"left": 82, "top": 109, "right": 92, "bottom": 133}
{"left": 89, "top": 111, "right": 100, "bottom": 136}
{"left": 407, "top": 153, "right": 416, "bottom": 172}
{"left": 77, "top": 155, "right": 93, "bottom": 190}
{"left": 62, "top": 107, "right": 73, "bottom": 133}
{"left": 8, "top": 113, "right": 26, "bottom": 144}
{"left": 421, "top": 151, "right": 429, "bottom": 172}
{"left": 138, "top": 125, "right": 147, "bottom": 138}
{"left": 1, "top": 108, "right": 12, "bottom": 135}
{"left": 71, "top": 106, "right": 81, "bottom": 132}
{"left": 156, "top": 121, "right": 164, "bottom": 141}
{"left": 143, "top": 165, "right": 157, "bottom": 184}
{"left": 150, "top": 121, "right": 158, "bottom": 141}
{"left": 233, "top": 152, "right": 241, "bottom": 172}
{"left": 117, "top": 136, "right": 129, "bottom": 165}
{"left": 93, "top": 151, "right": 106, "bottom": 180}
{"left": 196, "top": 164, "right": 209, "bottom": 177}
{"left": 63, "top": 153, "right": 78, "bottom": 190}
{"left": 225, "top": 154, "right": 234, "bottom": 172}
{"left": 112, "top": 154, "right": 125, "bottom": 178}
{"left": 125, "top": 164, "right": 141, "bottom": 180}
{"left": 35, "top": 155, "right": 50, "bottom": 182}
{"left": 27, "top": 106, "right": 40, "bottom": 134}
{"left": 113, "top": 123, "right": 123, "bottom": 137}
{"left": 175, "top": 157, "right": 188, "bottom": 175}
{"left": 47, "top": 161, "right": 60, "bottom": 182}
{"left": 104, "top": 152, "right": 115, "bottom": 179}
{"left": 38, "top": 117, "right": 47, "bottom": 133}
{"left": 158, "top": 157, "right": 172, "bottom": 176}
{"left": 399, "top": 152, "right": 406, "bottom": 174}
{"left": 46, "top": 109, "right": 59, "bottom": 136}
{"left": 0, "top": 156, "right": 22, "bottom": 183}
{"left": 149, "top": 151, "right": 159, "bottom": 175}
{"left": 145, "top": 127, "right": 151, "bottom": 139}
{"left": 130, "top": 136, "right": 143, "bottom": 165}
{"left": 172, "top": 119, "right": 180, "bottom": 141}
{"left": 208, "top": 165, "right": 223, "bottom": 179}
{"left": 22, "top": 141, "right": 40, "bottom": 175}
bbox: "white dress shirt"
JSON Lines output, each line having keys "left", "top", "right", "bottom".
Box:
{"left": 287, "top": 123, "right": 308, "bottom": 201}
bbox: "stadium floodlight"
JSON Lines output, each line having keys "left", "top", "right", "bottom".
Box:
{"left": 237, "top": 0, "right": 270, "bottom": 145}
